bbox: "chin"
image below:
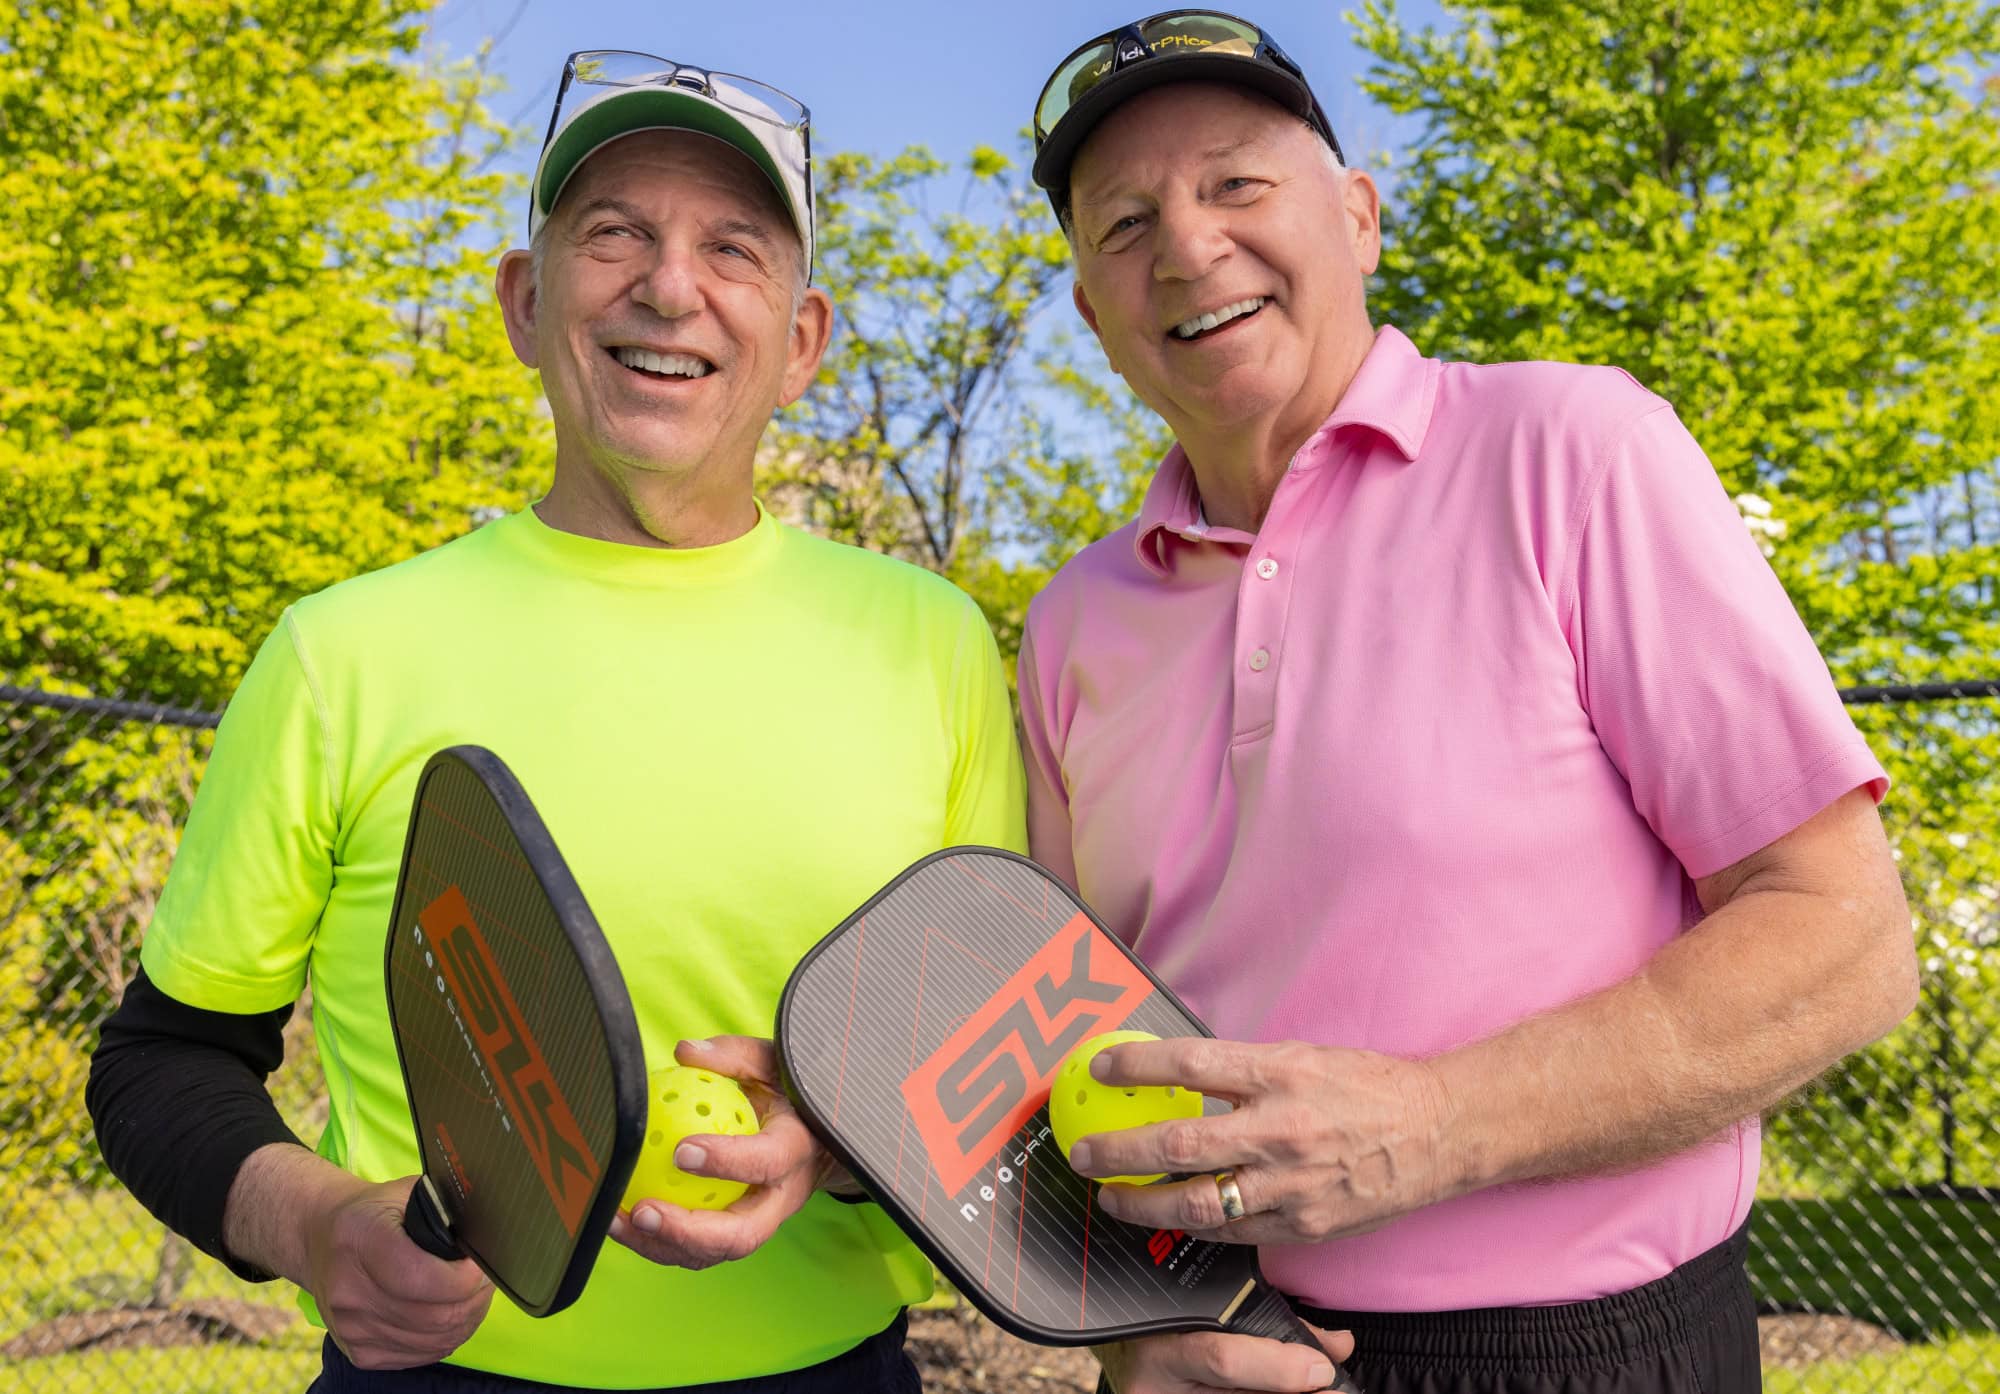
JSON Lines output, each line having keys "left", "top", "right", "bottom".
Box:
{"left": 1181, "top": 380, "right": 1294, "bottom": 424}
{"left": 588, "top": 425, "right": 710, "bottom": 472}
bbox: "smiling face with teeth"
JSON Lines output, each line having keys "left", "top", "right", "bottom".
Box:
{"left": 496, "top": 129, "right": 833, "bottom": 547}
{"left": 1066, "top": 82, "right": 1381, "bottom": 529}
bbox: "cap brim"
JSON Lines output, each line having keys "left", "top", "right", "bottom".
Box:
{"left": 532, "top": 88, "right": 809, "bottom": 263}
{"left": 1031, "top": 58, "right": 1317, "bottom": 203}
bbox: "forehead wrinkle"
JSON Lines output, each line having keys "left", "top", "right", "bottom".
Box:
{"left": 1200, "top": 136, "right": 1264, "bottom": 162}
{"left": 1074, "top": 131, "right": 1287, "bottom": 216}
{"left": 564, "top": 130, "right": 790, "bottom": 220}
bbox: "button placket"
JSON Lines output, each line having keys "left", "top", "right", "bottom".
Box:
{"left": 1231, "top": 485, "right": 1304, "bottom": 743}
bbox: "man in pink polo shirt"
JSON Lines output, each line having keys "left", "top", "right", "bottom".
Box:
{"left": 1017, "top": 11, "right": 1918, "bottom": 1394}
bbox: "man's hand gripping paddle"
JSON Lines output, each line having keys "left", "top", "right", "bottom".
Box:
{"left": 776, "top": 847, "right": 1361, "bottom": 1391}
{"left": 383, "top": 746, "right": 645, "bottom": 1318}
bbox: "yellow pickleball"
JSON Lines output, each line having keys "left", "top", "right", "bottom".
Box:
{"left": 623, "top": 1063, "right": 762, "bottom": 1212}
{"left": 1050, "top": 1030, "right": 1204, "bottom": 1185}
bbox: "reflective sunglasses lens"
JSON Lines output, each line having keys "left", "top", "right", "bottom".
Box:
{"left": 1036, "top": 39, "right": 1116, "bottom": 139}
{"left": 1134, "top": 13, "right": 1261, "bottom": 58}
{"left": 1035, "top": 13, "right": 1268, "bottom": 142}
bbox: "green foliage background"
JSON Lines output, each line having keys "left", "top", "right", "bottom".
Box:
{"left": 1, "top": 0, "right": 549, "bottom": 707}
{"left": 0, "top": 0, "right": 1995, "bottom": 1384}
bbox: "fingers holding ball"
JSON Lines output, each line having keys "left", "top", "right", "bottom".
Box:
{"left": 624, "top": 1063, "right": 761, "bottom": 1212}
{"left": 1050, "top": 1031, "right": 1203, "bottom": 1184}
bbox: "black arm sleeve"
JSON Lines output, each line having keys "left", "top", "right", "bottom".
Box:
{"left": 85, "top": 966, "right": 307, "bottom": 1282}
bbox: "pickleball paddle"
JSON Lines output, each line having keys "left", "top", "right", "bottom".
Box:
{"left": 383, "top": 746, "right": 645, "bottom": 1318}
{"left": 776, "top": 846, "right": 1360, "bottom": 1391}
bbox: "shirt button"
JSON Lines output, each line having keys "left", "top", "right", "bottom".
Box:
{"left": 1248, "top": 648, "right": 1271, "bottom": 672}
{"left": 1255, "top": 558, "right": 1279, "bottom": 580}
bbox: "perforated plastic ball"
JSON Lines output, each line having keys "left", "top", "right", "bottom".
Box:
{"left": 1049, "top": 1030, "right": 1204, "bottom": 1185}
{"left": 623, "top": 1063, "right": 762, "bottom": 1212}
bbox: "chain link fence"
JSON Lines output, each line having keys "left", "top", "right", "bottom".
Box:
{"left": 1, "top": 681, "right": 1995, "bottom": 1393}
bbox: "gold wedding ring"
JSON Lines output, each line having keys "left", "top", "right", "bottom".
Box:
{"left": 1215, "top": 1170, "right": 1247, "bottom": 1222}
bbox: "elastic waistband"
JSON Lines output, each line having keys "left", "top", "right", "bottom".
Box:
{"left": 1291, "top": 1221, "right": 1751, "bottom": 1373}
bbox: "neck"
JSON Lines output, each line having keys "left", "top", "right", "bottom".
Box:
{"left": 1173, "top": 323, "right": 1377, "bottom": 533}
{"left": 536, "top": 450, "right": 759, "bottom": 549}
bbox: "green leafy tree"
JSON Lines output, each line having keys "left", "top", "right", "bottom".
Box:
{"left": 1355, "top": 0, "right": 2000, "bottom": 1194}
{"left": 760, "top": 142, "right": 1180, "bottom": 670}
{"left": 0, "top": 0, "right": 527, "bottom": 1323}
{"left": 0, "top": 832, "right": 94, "bottom": 1203}
{"left": 967, "top": 357, "right": 1171, "bottom": 671}
{"left": 0, "top": 0, "right": 549, "bottom": 707}
{"left": 1355, "top": 0, "right": 1999, "bottom": 679}
{"left": 764, "top": 143, "right": 1071, "bottom": 573}
{"left": 758, "top": 143, "right": 1086, "bottom": 664}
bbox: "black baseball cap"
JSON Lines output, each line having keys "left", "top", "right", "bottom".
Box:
{"left": 1030, "top": 10, "right": 1342, "bottom": 221}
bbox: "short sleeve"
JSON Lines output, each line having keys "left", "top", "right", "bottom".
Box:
{"left": 941, "top": 599, "right": 1029, "bottom": 853}
{"left": 1016, "top": 624, "right": 1080, "bottom": 892}
{"left": 1565, "top": 405, "right": 1887, "bottom": 879}
{"left": 141, "top": 611, "right": 340, "bottom": 1011}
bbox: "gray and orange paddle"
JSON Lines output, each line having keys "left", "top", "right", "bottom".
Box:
{"left": 776, "top": 847, "right": 1359, "bottom": 1391}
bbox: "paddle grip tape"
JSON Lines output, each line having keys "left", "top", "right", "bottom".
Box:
{"left": 403, "top": 1174, "right": 462, "bottom": 1260}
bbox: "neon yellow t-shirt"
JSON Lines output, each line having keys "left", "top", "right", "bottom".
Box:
{"left": 141, "top": 503, "right": 1027, "bottom": 1387}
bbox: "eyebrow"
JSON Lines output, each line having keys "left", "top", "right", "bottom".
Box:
{"left": 710, "top": 216, "right": 780, "bottom": 252}
{"left": 1073, "top": 137, "right": 1275, "bottom": 217}
{"left": 567, "top": 195, "right": 649, "bottom": 228}
{"left": 567, "top": 198, "right": 781, "bottom": 253}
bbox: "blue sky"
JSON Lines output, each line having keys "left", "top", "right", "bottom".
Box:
{"left": 415, "top": 1, "right": 1458, "bottom": 477}
{"left": 423, "top": 0, "right": 1450, "bottom": 191}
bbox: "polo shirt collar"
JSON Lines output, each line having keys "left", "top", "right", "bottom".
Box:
{"left": 1133, "top": 324, "right": 1438, "bottom": 576}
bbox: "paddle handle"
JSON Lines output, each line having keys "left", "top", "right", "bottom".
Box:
{"left": 403, "top": 1175, "right": 462, "bottom": 1260}
{"left": 1231, "top": 1281, "right": 1364, "bottom": 1393}
{"left": 1275, "top": 1314, "right": 1363, "bottom": 1394}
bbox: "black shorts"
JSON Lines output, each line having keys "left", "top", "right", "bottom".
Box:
{"left": 1292, "top": 1221, "right": 1760, "bottom": 1394}
{"left": 306, "top": 1310, "right": 921, "bottom": 1394}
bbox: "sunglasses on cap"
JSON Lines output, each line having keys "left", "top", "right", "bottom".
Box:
{"left": 1030, "top": 10, "right": 1342, "bottom": 213}
{"left": 531, "top": 49, "right": 815, "bottom": 256}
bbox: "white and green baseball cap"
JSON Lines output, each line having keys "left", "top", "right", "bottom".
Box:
{"left": 530, "top": 50, "right": 814, "bottom": 275}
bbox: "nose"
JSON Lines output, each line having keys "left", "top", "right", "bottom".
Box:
{"left": 630, "top": 237, "right": 703, "bottom": 320}
{"left": 1152, "top": 196, "right": 1231, "bottom": 284}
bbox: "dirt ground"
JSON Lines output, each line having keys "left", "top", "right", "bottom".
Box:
{"left": 909, "top": 1305, "right": 1099, "bottom": 1392}
{"left": 1755, "top": 1312, "right": 1906, "bottom": 1368}
{"left": 0, "top": 1298, "right": 295, "bottom": 1358}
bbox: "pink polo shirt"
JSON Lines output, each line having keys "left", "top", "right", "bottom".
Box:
{"left": 1017, "top": 325, "right": 1886, "bottom": 1311}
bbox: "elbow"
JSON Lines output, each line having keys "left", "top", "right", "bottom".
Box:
{"left": 1884, "top": 930, "right": 1922, "bottom": 1035}
{"left": 1857, "top": 893, "right": 1920, "bottom": 1047}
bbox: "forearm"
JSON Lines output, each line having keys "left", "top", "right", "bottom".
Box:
{"left": 223, "top": 1140, "right": 374, "bottom": 1288}
{"left": 1431, "top": 849, "right": 1915, "bottom": 1192}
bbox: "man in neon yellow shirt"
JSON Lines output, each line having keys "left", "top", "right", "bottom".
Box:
{"left": 86, "top": 50, "right": 1025, "bottom": 1392}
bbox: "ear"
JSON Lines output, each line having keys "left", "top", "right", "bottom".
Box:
{"left": 1343, "top": 170, "right": 1382, "bottom": 277}
{"left": 778, "top": 285, "right": 836, "bottom": 407}
{"left": 1072, "top": 279, "right": 1121, "bottom": 378}
{"left": 495, "top": 248, "right": 540, "bottom": 369}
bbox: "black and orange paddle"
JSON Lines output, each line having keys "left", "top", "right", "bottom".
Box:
{"left": 382, "top": 746, "right": 645, "bottom": 1318}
